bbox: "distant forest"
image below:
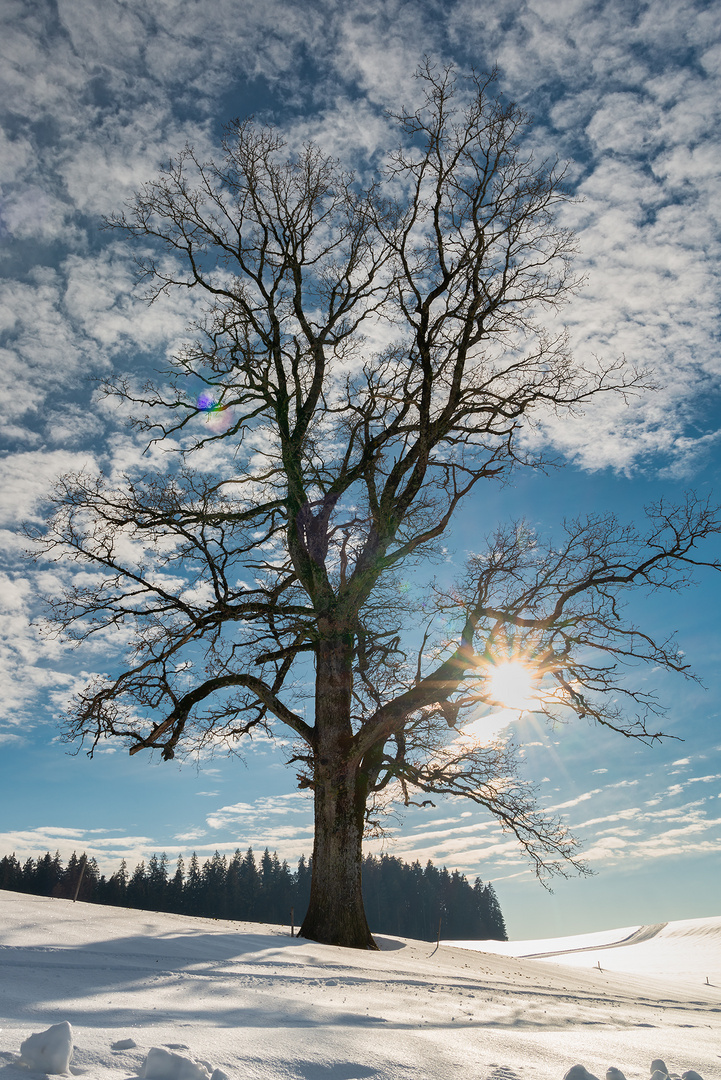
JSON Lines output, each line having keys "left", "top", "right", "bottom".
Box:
{"left": 0, "top": 847, "right": 507, "bottom": 942}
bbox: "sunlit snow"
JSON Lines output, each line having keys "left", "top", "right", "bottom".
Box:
{"left": 0, "top": 893, "right": 719, "bottom": 1080}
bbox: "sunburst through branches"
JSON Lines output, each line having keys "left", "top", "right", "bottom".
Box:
{"left": 486, "top": 660, "right": 539, "bottom": 712}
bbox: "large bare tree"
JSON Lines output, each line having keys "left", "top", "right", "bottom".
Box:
{"left": 34, "top": 66, "right": 720, "bottom": 948}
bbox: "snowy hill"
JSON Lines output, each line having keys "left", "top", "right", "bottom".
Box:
{"left": 448, "top": 916, "right": 721, "bottom": 987}
{"left": 0, "top": 891, "right": 719, "bottom": 1080}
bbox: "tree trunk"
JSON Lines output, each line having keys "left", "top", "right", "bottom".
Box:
{"left": 299, "top": 632, "right": 378, "bottom": 950}
{"left": 299, "top": 760, "right": 376, "bottom": 949}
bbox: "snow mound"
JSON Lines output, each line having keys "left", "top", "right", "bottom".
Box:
{"left": 141, "top": 1046, "right": 226, "bottom": 1080}
{"left": 564, "top": 1066, "right": 600, "bottom": 1080}
{"left": 647, "top": 1063, "right": 706, "bottom": 1080}
{"left": 19, "top": 1021, "right": 73, "bottom": 1075}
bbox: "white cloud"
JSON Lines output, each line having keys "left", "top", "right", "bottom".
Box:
{"left": 0, "top": 128, "right": 35, "bottom": 184}
{"left": 332, "top": 2, "right": 440, "bottom": 105}
{"left": 0, "top": 450, "right": 96, "bottom": 525}
{"left": 0, "top": 732, "right": 24, "bottom": 745}
{"left": 444, "top": 0, "right": 721, "bottom": 475}
{"left": 548, "top": 789, "right": 603, "bottom": 811}
{"left": 3, "top": 0, "right": 719, "bottom": 483}
{"left": 205, "top": 792, "right": 313, "bottom": 833}
{"left": 586, "top": 92, "right": 664, "bottom": 155}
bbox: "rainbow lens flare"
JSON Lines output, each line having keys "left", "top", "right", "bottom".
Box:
{"left": 195, "top": 391, "right": 234, "bottom": 433}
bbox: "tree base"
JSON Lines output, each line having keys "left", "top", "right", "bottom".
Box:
{"left": 298, "top": 919, "right": 379, "bottom": 950}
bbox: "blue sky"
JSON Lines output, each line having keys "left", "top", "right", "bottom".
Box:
{"left": 1, "top": 0, "right": 721, "bottom": 939}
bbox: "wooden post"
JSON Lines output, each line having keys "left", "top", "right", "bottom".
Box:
{"left": 72, "top": 854, "right": 87, "bottom": 902}
{"left": 429, "top": 914, "right": 442, "bottom": 956}
{"left": 291, "top": 907, "right": 295, "bottom": 938}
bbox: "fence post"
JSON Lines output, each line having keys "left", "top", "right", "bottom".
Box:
{"left": 72, "top": 854, "right": 87, "bottom": 903}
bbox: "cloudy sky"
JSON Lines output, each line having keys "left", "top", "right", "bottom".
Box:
{"left": 1, "top": 0, "right": 721, "bottom": 939}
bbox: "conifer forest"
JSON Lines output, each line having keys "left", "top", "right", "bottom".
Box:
{"left": 0, "top": 848, "right": 506, "bottom": 942}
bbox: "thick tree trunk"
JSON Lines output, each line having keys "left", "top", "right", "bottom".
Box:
{"left": 298, "top": 632, "right": 377, "bottom": 950}
{"left": 299, "top": 760, "right": 376, "bottom": 949}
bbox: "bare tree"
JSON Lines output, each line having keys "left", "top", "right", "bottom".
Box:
{"left": 33, "top": 65, "right": 720, "bottom": 948}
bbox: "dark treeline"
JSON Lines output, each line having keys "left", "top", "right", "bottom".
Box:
{"left": 0, "top": 848, "right": 507, "bottom": 941}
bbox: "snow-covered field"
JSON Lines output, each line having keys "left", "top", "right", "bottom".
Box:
{"left": 449, "top": 917, "right": 721, "bottom": 989}
{"left": 1, "top": 892, "right": 719, "bottom": 1080}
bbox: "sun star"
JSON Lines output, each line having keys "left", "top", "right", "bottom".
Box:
{"left": 486, "top": 660, "right": 537, "bottom": 711}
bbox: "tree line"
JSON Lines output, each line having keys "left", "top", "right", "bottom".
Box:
{"left": 0, "top": 847, "right": 506, "bottom": 941}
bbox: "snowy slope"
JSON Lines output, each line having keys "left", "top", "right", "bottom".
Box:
{"left": 0, "top": 892, "right": 720, "bottom": 1080}
{"left": 446, "top": 924, "right": 645, "bottom": 958}
{"left": 450, "top": 916, "right": 721, "bottom": 987}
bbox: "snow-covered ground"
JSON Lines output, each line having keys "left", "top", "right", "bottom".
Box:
{"left": 449, "top": 916, "right": 721, "bottom": 990}
{"left": 0, "top": 892, "right": 719, "bottom": 1080}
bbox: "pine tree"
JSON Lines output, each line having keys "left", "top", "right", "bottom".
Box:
{"left": 236, "top": 849, "right": 260, "bottom": 922}
{"left": 294, "top": 856, "right": 312, "bottom": 924}
{"left": 20, "top": 856, "right": 35, "bottom": 894}
{"left": 225, "top": 850, "right": 243, "bottom": 920}
{"left": 184, "top": 853, "right": 203, "bottom": 916}
{"left": 147, "top": 853, "right": 169, "bottom": 911}
{"left": 63, "top": 853, "right": 81, "bottom": 900}
{"left": 481, "top": 882, "right": 507, "bottom": 941}
{"left": 0, "top": 854, "right": 21, "bottom": 892}
{"left": 259, "top": 849, "right": 275, "bottom": 916}
{"left": 33, "top": 852, "right": 59, "bottom": 896}
{"left": 105, "top": 859, "right": 128, "bottom": 907}
{"left": 168, "top": 856, "right": 185, "bottom": 913}
{"left": 127, "top": 860, "right": 148, "bottom": 909}
{"left": 202, "top": 852, "right": 228, "bottom": 918}
{"left": 275, "top": 857, "right": 294, "bottom": 926}
{"left": 83, "top": 856, "right": 101, "bottom": 901}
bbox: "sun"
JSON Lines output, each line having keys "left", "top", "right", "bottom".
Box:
{"left": 486, "top": 660, "right": 538, "bottom": 711}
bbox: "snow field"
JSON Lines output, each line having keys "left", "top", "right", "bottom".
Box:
{"left": 0, "top": 892, "right": 719, "bottom": 1080}
{"left": 449, "top": 916, "right": 721, "bottom": 988}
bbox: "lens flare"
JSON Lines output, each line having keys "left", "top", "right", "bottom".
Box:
{"left": 487, "top": 660, "right": 537, "bottom": 711}
{"left": 197, "top": 390, "right": 216, "bottom": 411}
{"left": 196, "top": 391, "right": 234, "bottom": 433}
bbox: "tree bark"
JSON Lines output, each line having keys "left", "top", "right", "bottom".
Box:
{"left": 299, "top": 759, "right": 376, "bottom": 948}
{"left": 299, "top": 633, "right": 378, "bottom": 949}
